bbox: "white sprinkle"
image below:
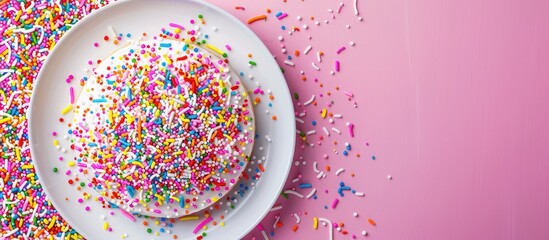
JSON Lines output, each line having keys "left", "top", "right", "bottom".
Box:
{"left": 284, "top": 190, "right": 304, "bottom": 198}
{"left": 296, "top": 118, "right": 305, "bottom": 124}
{"left": 273, "top": 216, "right": 281, "bottom": 229}
{"left": 362, "top": 230, "right": 368, "bottom": 236}
{"left": 311, "top": 62, "right": 320, "bottom": 71}
{"left": 292, "top": 177, "right": 300, "bottom": 183}
{"left": 284, "top": 60, "right": 295, "bottom": 66}
{"left": 2, "top": 228, "right": 19, "bottom": 238}
{"left": 313, "top": 161, "right": 320, "bottom": 173}
{"left": 317, "top": 171, "right": 325, "bottom": 179}
{"left": 354, "top": 192, "right": 365, "bottom": 197}
{"left": 354, "top": 0, "right": 359, "bottom": 15}
{"left": 335, "top": 168, "right": 345, "bottom": 176}
{"left": 306, "top": 130, "right": 316, "bottom": 136}
{"left": 306, "top": 188, "right": 317, "bottom": 198}
{"left": 294, "top": 213, "right": 301, "bottom": 223}
{"left": 270, "top": 205, "right": 283, "bottom": 212}
{"left": 388, "top": 175, "right": 393, "bottom": 180}
{"left": 331, "top": 128, "right": 341, "bottom": 134}
{"left": 322, "top": 127, "right": 330, "bottom": 136}
{"left": 108, "top": 25, "right": 117, "bottom": 37}
{"left": 304, "top": 45, "right": 312, "bottom": 54}
{"left": 353, "top": 212, "right": 359, "bottom": 217}
{"left": 333, "top": 114, "right": 342, "bottom": 118}
{"left": 317, "top": 52, "right": 322, "bottom": 62}
{"left": 318, "top": 218, "right": 334, "bottom": 240}
{"left": 303, "top": 95, "right": 315, "bottom": 106}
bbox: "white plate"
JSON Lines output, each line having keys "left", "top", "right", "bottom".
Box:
{"left": 28, "top": 0, "right": 295, "bottom": 239}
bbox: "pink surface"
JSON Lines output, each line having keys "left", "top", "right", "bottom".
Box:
{"left": 206, "top": 0, "right": 549, "bottom": 239}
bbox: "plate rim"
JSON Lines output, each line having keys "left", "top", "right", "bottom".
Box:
{"left": 28, "top": 0, "right": 296, "bottom": 238}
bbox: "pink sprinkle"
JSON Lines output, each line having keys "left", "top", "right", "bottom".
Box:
{"left": 153, "top": 209, "right": 162, "bottom": 214}
{"left": 344, "top": 91, "right": 354, "bottom": 97}
{"left": 70, "top": 87, "right": 75, "bottom": 104}
{"left": 225, "top": 45, "right": 232, "bottom": 51}
{"left": 156, "top": 128, "right": 169, "bottom": 139}
{"left": 335, "top": 61, "right": 340, "bottom": 72}
{"left": 348, "top": 123, "right": 355, "bottom": 137}
{"left": 336, "top": 46, "right": 346, "bottom": 54}
{"left": 277, "top": 13, "right": 288, "bottom": 20}
{"left": 332, "top": 198, "right": 339, "bottom": 209}
{"left": 66, "top": 75, "right": 74, "bottom": 83}
{"left": 193, "top": 216, "right": 213, "bottom": 234}
{"left": 257, "top": 224, "right": 265, "bottom": 231}
{"left": 169, "top": 23, "right": 185, "bottom": 30}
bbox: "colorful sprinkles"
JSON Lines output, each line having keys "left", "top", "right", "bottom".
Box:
{"left": 0, "top": 0, "right": 378, "bottom": 239}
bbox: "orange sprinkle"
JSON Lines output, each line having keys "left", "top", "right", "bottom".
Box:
{"left": 247, "top": 53, "right": 253, "bottom": 58}
{"left": 266, "top": 8, "right": 271, "bottom": 13}
{"left": 292, "top": 224, "right": 299, "bottom": 232}
{"left": 247, "top": 15, "right": 267, "bottom": 24}
{"left": 258, "top": 164, "right": 265, "bottom": 172}
{"left": 272, "top": 116, "right": 277, "bottom": 120}
{"left": 368, "top": 218, "right": 376, "bottom": 226}
{"left": 235, "top": 6, "right": 245, "bottom": 10}
{"left": 325, "top": 165, "right": 331, "bottom": 171}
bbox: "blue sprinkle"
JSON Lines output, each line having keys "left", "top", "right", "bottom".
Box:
{"left": 299, "top": 183, "right": 312, "bottom": 189}
{"left": 126, "top": 186, "right": 135, "bottom": 198}
{"left": 159, "top": 43, "right": 172, "bottom": 48}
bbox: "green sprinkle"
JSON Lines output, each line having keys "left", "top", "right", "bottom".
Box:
{"left": 294, "top": 93, "right": 299, "bottom": 100}
{"left": 53, "top": 167, "right": 58, "bottom": 173}
{"left": 249, "top": 61, "right": 257, "bottom": 66}
{"left": 147, "top": 228, "right": 152, "bottom": 233}
{"left": 198, "top": 14, "right": 203, "bottom": 18}
{"left": 281, "top": 192, "right": 289, "bottom": 199}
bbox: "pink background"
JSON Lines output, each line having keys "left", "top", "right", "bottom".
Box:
{"left": 207, "top": 0, "right": 549, "bottom": 239}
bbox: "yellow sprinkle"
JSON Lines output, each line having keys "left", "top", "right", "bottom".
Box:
{"left": 68, "top": 161, "right": 76, "bottom": 167}
{"left": 131, "top": 161, "right": 144, "bottom": 168}
{"left": 223, "top": 134, "right": 233, "bottom": 141}
{"left": 103, "top": 222, "right": 108, "bottom": 230}
{"left": 321, "top": 108, "right": 327, "bottom": 118}
{"left": 61, "top": 105, "right": 73, "bottom": 115}
{"left": 179, "top": 215, "right": 199, "bottom": 221}
{"left": 174, "top": 151, "right": 183, "bottom": 155}
{"left": 0, "top": 118, "right": 10, "bottom": 124}
{"left": 155, "top": 80, "right": 165, "bottom": 86}
{"left": 205, "top": 44, "right": 225, "bottom": 56}
{"left": 15, "top": 148, "right": 21, "bottom": 161}
{"left": 48, "top": 216, "right": 56, "bottom": 229}
{"left": 108, "top": 110, "right": 113, "bottom": 124}
{"left": 220, "top": 222, "right": 225, "bottom": 227}
{"left": 22, "top": 165, "right": 33, "bottom": 169}
{"left": 313, "top": 217, "right": 318, "bottom": 229}
{"left": 154, "top": 194, "right": 165, "bottom": 201}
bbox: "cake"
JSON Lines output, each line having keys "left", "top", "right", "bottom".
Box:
{"left": 69, "top": 38, "right": 254, "bottom": 218}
